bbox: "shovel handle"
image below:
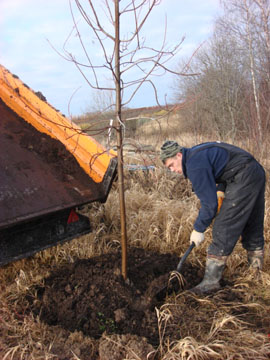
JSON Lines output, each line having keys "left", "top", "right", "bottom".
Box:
{"left": 176, "top": 242, "right": 195, "bottom": 273}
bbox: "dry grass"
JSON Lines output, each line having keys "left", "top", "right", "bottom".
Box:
{"left": 158, "top": 270, "right": 270, "bottom": 359}
{"left": 1, "top": 129, "right": 270, "bottom": 359}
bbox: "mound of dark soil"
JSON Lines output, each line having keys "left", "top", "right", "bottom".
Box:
{"left": 32, "top": 247, "right": 202, "bottom": 347}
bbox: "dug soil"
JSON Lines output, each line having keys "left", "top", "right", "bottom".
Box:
{"left": 0, "top": 97, "right": 107, "bottom": 219}
{"left": 30, "top": 247, "right": 202, "bottom": 358}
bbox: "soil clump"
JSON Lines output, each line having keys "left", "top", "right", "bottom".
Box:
{"left": 31, "top": 247, "right": 201, "bottom": 348}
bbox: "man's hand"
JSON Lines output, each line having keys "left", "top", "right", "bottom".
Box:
{"left": 190, "top": 230, "right": 205, "bottom": 247}
{"left": 217, "top": 191, "right": 225, "bottom": 214}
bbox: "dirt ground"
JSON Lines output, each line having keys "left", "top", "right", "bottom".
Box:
{"left": 27, "top": 247, "right": 202, "bottom": 359}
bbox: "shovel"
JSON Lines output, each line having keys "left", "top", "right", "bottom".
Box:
{"left": 155, "top": 241, "right": 195, "bottom": 301}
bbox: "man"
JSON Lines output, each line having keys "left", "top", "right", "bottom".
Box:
{"left": 160, "top": 140, "right": 265, "bottom": 294}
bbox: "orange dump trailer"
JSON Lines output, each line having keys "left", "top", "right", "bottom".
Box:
{"left": 0, "top": 64, "right": 117, "bottom": 266}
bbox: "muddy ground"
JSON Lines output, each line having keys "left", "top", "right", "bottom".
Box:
{"left": 26, "top": 247, "right": 203, "bottom": 358}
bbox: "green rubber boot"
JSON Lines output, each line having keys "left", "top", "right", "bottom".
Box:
{"left": 247, "top": 248, "right": 264, "bottom": 270}
{"left": 190, "top": 255, "right": 227, "bottom": 295}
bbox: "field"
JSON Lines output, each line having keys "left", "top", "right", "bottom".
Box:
{"left": 1, "top": 109, "right": 270, "bottom": 359}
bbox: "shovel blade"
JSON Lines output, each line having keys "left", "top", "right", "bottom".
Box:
{"left": 154, "top": 242, "right": 195, "bottom": 301}
{"left": 155, "top": 277, "right": 180, "bottom": 301}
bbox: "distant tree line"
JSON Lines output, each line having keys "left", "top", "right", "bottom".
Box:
{"left": 174, "top": 0, "right": 270, "bottom": 154}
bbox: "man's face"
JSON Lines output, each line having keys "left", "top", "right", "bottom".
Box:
{"left": 164, "top": 152, "right": 183, "bottom": 174}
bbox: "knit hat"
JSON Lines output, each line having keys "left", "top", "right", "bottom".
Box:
{"left": 160, "top": 140, "right": 182, "bottom": 163}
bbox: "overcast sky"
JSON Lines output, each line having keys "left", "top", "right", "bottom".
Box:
{"left": 0, "top": 0, "right": 221, "bottom": 117}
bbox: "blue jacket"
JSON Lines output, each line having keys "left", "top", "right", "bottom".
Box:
{"left": 181, "top": 143, "right": 229, "bottom": 232}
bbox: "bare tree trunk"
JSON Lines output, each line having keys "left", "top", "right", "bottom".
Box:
{"left": 66, "top": 0, "right": 186, "bottom": 280}
{"left": 244, "top": 0, "right": 262, "bottom": 142}
{"left": 114, "top": 0, "right": 128, "bottom": 280}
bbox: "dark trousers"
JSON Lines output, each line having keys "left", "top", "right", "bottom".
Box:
{"left": 209, "top": 160, "right": 265, "bottom": 257}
